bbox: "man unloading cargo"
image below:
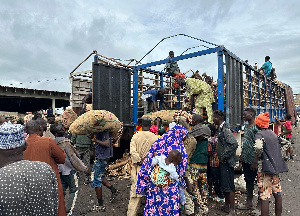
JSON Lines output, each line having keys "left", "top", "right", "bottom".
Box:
{"left": 141, "top": 88, "right": 167, "bottom": 114}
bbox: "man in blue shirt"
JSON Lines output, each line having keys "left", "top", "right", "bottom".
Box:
{"left": 141, "top": 88, "right": 167, "bottom": 114}
{"left": 91, "top": 131, "right": 117, "bottom": 210}
{"left": 47, "top": 107, "right": 53, "bottom": 116}
{"left": 260, "top": 56, "right": 272, "bottom": 77}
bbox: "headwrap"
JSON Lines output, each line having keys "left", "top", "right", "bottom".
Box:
{"left": 178, "top": 117, "right": 190, "bottom": 131}
{"left": 187, "top": 124, "right": 211, "bottom": 138}
{"left": 168, "top": 122, "right": 177, "bottom": 131}
{"left": 136, "top": 124, "right": 188, "bottom": 194}
{"left": 149, "top": 125, "right": 158, "bottom": 135}
{"left": 0, "top": 122, "right": 25, "bottom": 149}
{"left": 255, "top": 112, "right": 270, "bottom": 129}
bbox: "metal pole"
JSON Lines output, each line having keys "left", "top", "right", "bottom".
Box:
{"left": 177, "top": 90, "right": 181, "bottom": 109}
{"left": 248, "top": 68, "right": 252, "bottom": 107}
{"left": 268, "top": 79, "right": 272, "bottom": 121}
{"left": 160, "top": 73, "right": 163, "bottom": 109}
{"left": 52, "top": 99, "right": 56, "bottom": 115}
{"left": 217, "top": 47, "right": 224, "bottom": 111}
{"left": 133, "top": 67, "right": 138, "bottom": 128}
{"left": 257, "top": 71, "right": 261, "bottom": 115}
{"left": 263, "top": 78, "right": 267, "bottom": 113}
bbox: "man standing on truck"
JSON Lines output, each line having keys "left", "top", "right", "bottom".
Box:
{"left": 165, "top": 51, "right": 186, "bottom": 89}
{"left": 260, "top": 56, "right": 272, "bottom": 77}
{"left": 141, "top": 88, "right": 167, "bottom": 114}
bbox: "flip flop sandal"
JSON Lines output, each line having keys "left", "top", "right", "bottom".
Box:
{"left": 92, "top": 205, "right": 106, "bottom": 212}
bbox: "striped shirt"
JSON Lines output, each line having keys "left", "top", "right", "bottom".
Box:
{"left": 208, "top": 136, "right": 219, "bottom": 167}
{"left": 242, "top": 124, "right": 259, "bottom": 164}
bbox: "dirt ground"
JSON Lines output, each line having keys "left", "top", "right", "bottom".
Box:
{"left": 72, "top": 126, "right": 300, "bottom": 216}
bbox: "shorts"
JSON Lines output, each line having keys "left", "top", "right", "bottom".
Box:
{"left": 219, "top": 162, "right": 235, "bottom": 192}
{"left": 189, "top": 163, "right": 207, "bottom": 181}
{"left": 91, "top": 159, "right": 107, "bottom": 188}
{"left": 257, "top": 172, "right": 282, "bottom": 200}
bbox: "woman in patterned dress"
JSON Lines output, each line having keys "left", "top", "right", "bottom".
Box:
{"left": 136, "top": 125, "right": 188, "bottom": 216}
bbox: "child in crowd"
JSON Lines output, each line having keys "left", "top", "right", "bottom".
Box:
{"left": 50, "top": 123, "right": 88, "bottom": 216}
{"left": 151, "top": 149, "right": 182, "bottom": 187}
{"left": 276, "top": 114, "right": 294, "bottom": 160}
{"left": 154, "top": 117, "right": 166, "bottom": 136}
{"left": 151, "top": 149, "right": 186, "bottom": 206}
{"left": 282, "top": 114, "right": 294, "bottom": 160}
{"left": 207, "top": 124, "right": 224, "bottom": 202}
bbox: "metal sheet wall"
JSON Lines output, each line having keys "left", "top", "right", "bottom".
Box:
{"left": 225, "top": 53, "right": 244, "bottom": 126}
{"left": 92, "top": 63, "right": 131, "bottom": 125}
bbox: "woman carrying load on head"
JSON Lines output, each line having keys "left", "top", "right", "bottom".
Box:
{"left": 136, "top": 124, "right": 188, "bottom": 216}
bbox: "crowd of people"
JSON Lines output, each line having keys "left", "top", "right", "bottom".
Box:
{"left": 128, "top": 110, "right": 293, "bottom": 216}
{"left": 0, "top": 111, "right": 117, "bottom": 216}
{"left": 0, "top": 66, "right": 296, "bottom": 216}
{"left": 0, "top": 105, "right": 295, "bottom": 216}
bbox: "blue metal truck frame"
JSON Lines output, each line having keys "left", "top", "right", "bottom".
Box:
{"left": 131, "top": 45, "right": 286, "bottom": 127}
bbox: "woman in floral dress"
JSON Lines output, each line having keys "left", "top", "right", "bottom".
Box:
{"left": 136, "top": 125, "right": 188, "bottom": 216}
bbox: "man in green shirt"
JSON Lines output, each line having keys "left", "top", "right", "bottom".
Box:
{"left": 72, "top": 134, "right": 92, "bottom": 184}
{"left": 240, "top": 108, "right": 259, "bottom": 210}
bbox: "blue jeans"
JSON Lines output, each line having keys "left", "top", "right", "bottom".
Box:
{"left": 91, "top": 159, "right": 107, "bottom": 188}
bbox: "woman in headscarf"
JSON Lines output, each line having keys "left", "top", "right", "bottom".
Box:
{"left": 136, "top": 124, "right": 188, "bottom": 216}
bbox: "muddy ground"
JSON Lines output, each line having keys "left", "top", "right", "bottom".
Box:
{"left": 72, "top": 126, "right": 300, "bottom": 216}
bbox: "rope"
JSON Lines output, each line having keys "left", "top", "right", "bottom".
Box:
{"left": 70, "top": 50, "right": 97, "bottom": 75}
{"left": 135, "top": 34, "right": 218, "bottom": 65}
{"left": 4, "top": 77, "right": 66, "bottom": 87}
{"left": 180, "top": 45, "right": 210, "bottom": 56}
{"left": 95, "top": 53, "right": 133, "bottom": 69}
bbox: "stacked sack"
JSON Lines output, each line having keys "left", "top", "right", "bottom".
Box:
{"left": 142, "top": 110, "right": 176, "bottom": 126}
{"left": 24, "top": 113, "right": 34, "bottom": 125}
{"left": 142, "top": 110, "right": 192, "bottom": 126}
{"left": 173, "top": 110, "right": 192, "bottom": 125}
{"left": 61, "top": 109, "right": 78, "bottom": 129}
{"left": 69, "top": 110, "right": 123, "bottom": 143}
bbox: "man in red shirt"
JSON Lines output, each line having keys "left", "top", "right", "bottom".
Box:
{"left": 24, "top": 119, "right": 67, "bottom": 216}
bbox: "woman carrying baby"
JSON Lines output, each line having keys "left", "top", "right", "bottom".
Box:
{"left": 136, "top": 124, "right": 188, "bottom": 216}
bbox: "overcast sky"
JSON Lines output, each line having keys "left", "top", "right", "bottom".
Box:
{"left": 1, "top": 0, "right": 299, "bottom": 94}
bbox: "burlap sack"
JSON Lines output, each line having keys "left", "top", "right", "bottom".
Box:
{"left": 142, "top": 110, "right": 176, "bottom": 126}
{"left": 142, "top": 110, "right": 192, "bottom": 126}
{"left": 85, "top": 104, "right": 93, "bottom": 112}
{"left": 55, "top": 116, "right": 62, "bottom": 123}
{"left": 61, "top": 109, "right": 78, "bottom": 128}
{"left": 9, "top": 116, "right": 18, "bottom": 124}
{"left": 173, "top": 110, "right": 192, "bottom": 125}
{"left": 24, "top": 114, "right": 34, "bottom": 125}
{"left": 69, "top": 110, "right": 123, "bottom": 142}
